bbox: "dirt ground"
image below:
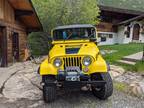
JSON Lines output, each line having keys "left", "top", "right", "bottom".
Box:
{"left": 0, "top": 90, "right": 144, "bottom": 108}
{"left": 0, "top": 62, "right": 144, "bottom": 108}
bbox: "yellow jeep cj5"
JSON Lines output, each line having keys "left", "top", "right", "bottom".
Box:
{"left": 38, "top": 24, "right": 113, "bottom": 103}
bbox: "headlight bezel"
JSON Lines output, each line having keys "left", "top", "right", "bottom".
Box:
{"left": 53, "top": 58, "right": 62, "bottom": 67}
{"left": 82, "top": 56, "right": 92, "bottom": 66}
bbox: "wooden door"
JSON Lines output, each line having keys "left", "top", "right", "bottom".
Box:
{"left": 0, "top": 28, "right": 3, "bottom": 66}
{"left": 0, "top": 27, "right": 7, "bottom": 67}
{"left": 12, "top": 32, "right": 19, "bottom": 61}
{"left": 133, "top": 24, "right": 140, "bottom": 40}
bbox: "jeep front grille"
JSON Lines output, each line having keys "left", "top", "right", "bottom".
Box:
{"left": 63, "top": 57, "right": 82, "bottom": 70}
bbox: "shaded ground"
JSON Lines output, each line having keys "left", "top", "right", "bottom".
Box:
{"left": 0, "top": 90, "right": 144, "bottom": 108}
{"left": 0, "top": 61, "right": 144, "bottom": 108}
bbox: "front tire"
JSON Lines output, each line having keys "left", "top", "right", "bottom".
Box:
{"left": 92, "top": 73, "right": 113, "bottom": 100}
{"left": 43, "top": 76, "right": 56, "bottom": 103}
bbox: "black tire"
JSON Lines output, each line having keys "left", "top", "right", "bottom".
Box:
{"left": 43, "top": 76, "right": 56, "bottom": 103}
{"left": 92, "top": 73, "right": 113, "bottom": 100}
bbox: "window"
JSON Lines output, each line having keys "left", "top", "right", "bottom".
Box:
{"left": 12, "top": 32, "right": 19, "bottom": 61}
{"left": 101, "top": 37, "right": 106, "bottom": 42}
{"left": 53, "top": 28, "right": 96, "bottom": 40}
{"left": 109, "top": 34, "right": 113, "bottom": 38}
{"left": 98, "top": 33, "right": 113, "bottom": 42}
{"left": 125, "top": 26, "right": 130, "bottom": 38}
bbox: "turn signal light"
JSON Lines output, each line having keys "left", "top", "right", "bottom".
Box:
{"left": 83, "top": 68, "right": 89, "bottom": 72}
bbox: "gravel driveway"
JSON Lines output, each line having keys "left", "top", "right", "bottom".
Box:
{"left": 0, "top": 90, "right": 144, "bottom": 108}
{"left": 0, "top": 62, "right": 144, "bottom": 108}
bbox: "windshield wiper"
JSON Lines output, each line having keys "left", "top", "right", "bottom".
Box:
{"left": 66, "top": 34, "right": 73, "bottom": 40}
{"left": 87, "top": 33, "right": 94, "bottom": 39}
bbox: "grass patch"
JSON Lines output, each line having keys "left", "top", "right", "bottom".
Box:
{"left": 114, "top": 62, "right": 137, "bottom": 72}
{"left": 99, "top": 43, "right": 143, "bottom": 63}
{"left": 112, "top": 61, "right": 144, "bottom": 73}
{"left": 99, "top": 43, "right": 144, "bottom": 72}
{"left": 114, "top": 82, "right": 129, "bottom": 92}
{"left": 135, "top": 61, "right": 144, "bottom": 72}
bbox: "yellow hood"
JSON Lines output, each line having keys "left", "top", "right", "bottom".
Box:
{"left": 49, "top": 42, "right": 99, "bottom": 60}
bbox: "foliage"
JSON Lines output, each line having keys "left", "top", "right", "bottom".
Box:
{"left": 28, "top": 0, "right": 100, "bottom": 56}
{"left": 98, "top": 0, "right": 144, "bottom": 12}
{"left": 32, "top": 0, "right": 100, "bottom": 33}
{"left": 135, "top": 61, "right": 144, "bottom": 72}
{"left": 28, "top": 32, "right": 52, "bottom": 56}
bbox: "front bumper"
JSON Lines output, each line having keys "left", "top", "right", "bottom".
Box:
{"left": 43, "top": 73, "right": 106, "bottom": 88}
{"left": 57, "top": 73, "right": 90, "bottom": 81}
{"left": 45, "top": 80, "right": 106, "bottom": 88}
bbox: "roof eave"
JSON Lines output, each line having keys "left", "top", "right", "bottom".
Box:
{"left": 99, "top": 5, "right": 144, "bottom": 15}
{"left": 116, "top": 14, "right": 144, "bottom": 26}
{"left": 29, "top": 0, "right": 43, "bottom": 31}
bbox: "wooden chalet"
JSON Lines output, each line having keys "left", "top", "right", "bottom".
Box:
{"left": 97, "top": 2, "right": 144, "bottom": 45}
{"left": 0, "top": 0, "right": 42, "bottom": 67}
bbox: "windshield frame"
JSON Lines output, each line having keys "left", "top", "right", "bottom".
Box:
{"left": 52, "top": 27, "right": 97, "bottom": 41}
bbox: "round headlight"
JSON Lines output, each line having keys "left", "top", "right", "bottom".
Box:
{"left": 82, "top": 56, "right": 92, "bottom": 66}
{"left": 53, "top": 58, "right": 62, "bottom": 67}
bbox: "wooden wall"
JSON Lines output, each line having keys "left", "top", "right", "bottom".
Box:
{"left": 0, "top": 0, "right": 28, "bottom": 64}
{"left": 7, "top": 26, "right": 27, "bottom": 63}
{"left": 97, "top": 22, "right": 115, "bottom": 32}
{"left": 0, "top": 0, "right": 15, "bottom": 23}
{"left": 0, "top": 0, "right": 4, "bottom": 20}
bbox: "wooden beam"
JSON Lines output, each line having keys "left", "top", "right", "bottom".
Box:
{"left": 15, "top": 9, "right": 33, "bottom": 17}
{"left": 117, "top": 14, "right": 144, "bottom": 26}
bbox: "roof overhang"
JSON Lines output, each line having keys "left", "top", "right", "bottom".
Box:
{"left": 117, "top": 14, "right": 144, "bottom": 26}
{"left": 99, "top": 5, "right": 144, "bottom": 16}
{"left": 8, "top": 0, "right": 43, "bottom": 32}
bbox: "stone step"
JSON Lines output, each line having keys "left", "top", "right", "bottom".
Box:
{"left": 117, "top": 60, "right": 136, "bottom": 65}
{"left": 122, "top": 52, "right": 143, "bottom": 62}
{"left": 131, "top": 40, "right": 141, "bottom": 43}
{"left": 122, "top": 57, "right": 139, "bottom": 62}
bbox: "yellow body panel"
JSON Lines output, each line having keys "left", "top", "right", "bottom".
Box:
{"left": 88, "top": 55, "right": 107, "bottom": 74}
{"left": 39, "top": 26, "right": 107, "bottom": 76}
{"left": 40, "top": 59, "right": 58, "bottom": 75}
{"left": 39, "top": 41, "right": 108, "bottom": 76}
{"left": 49, "top": 42, "right": 99, "bottom": 60}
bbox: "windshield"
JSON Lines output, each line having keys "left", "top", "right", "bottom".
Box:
{"left": 53, "top": 28, "right": 96, "bottom": 40}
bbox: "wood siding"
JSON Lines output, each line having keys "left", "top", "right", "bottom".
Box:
{"left": 0, "top": 0, "right": 28, "bottom": 65}
{"left": 97, "top": 22, "right": 116, "bottom": 32}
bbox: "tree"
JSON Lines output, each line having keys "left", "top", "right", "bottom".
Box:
{"left": 29, "top": 0, "right": 100, "bottom": 56}
{"left": 28, "top": 32, "right": 51, "bottom": 56}
{"left": 32, "top": 0, "right": 100, "bottom": 33}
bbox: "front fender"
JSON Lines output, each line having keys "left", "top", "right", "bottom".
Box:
{"left": 39, "top": 59, "right": 57, "bottom": 75}
{"left": 88, "top": 56, "right": 108, "bottom": 74}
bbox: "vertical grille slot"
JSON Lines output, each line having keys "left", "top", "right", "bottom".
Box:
{"left": 63, "top": 57, "right": 82, "bottom": 70}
